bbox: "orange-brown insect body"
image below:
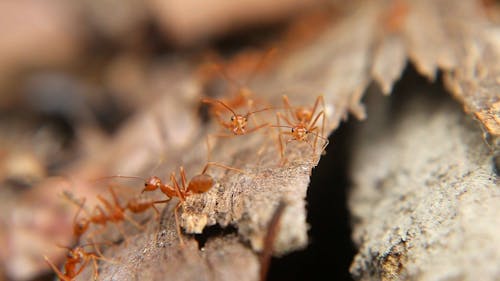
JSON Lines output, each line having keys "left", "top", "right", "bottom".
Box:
{"left": 126, "top": 198, "right": 154, "bottom": 213}
{"left": 97, "top": 195, "right": 124, "bottom": 223}
{"left": 126, "top": 197, "right": 169, "bottom": 218}
{"left": 187, "top": 174, "right": 215, "bottom": 194}
{"left": 143, "top": 176, "right": 162, "bottom": 192}
{"left": 44, "top": 245, "right": 102, "bottom": 281}
{"left": 275, "top": 95, "right": 328, "bottom": 162}
{"left": 291, "top": 125, "right": 309, "bottom": 142}
{"left": 140, "top": 162, "right": 243, "bottom": 245}
{"left": 89, "top": 206, "right": 108, "bottom": 226}
{"left": 231, "top": 115, "right": 248, "bottom": 135}
{"left": 74, "top": 218, "right": 90, "bottom": 238}
{"left": 202, "top": 98, "right": 271, "bottom": 138}
{"left": 295, "top": 107, "right": 312, "bottom": 124}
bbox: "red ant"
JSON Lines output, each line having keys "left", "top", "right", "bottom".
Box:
{"left": 44, "top": 242, "right": 111, "bottom": 281}
{"left": 61, "top": 192, "right": 91, "bottom": 242}
{"left": 63, "top": 187, "right": 167, "bottom": 244}
{"left": 202, "top": 97, "right": 271, "bottom": 136}
{"left": 61, "top": 192, "right": 107, "bottom": 242}
{"left": 141, "top": 161, "right": 244, "bottom": 245}
{"left": 94, "top": 185, "right": 170, "bottom": 244}
{"left": 273, "top": 95, "right": 328, "bottom": 162}
{"left": 125, "top": 196, "right": 170, "bottom": 219}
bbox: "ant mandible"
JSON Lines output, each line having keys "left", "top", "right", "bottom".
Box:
{"left": 142, "top": 161, "right": 244, "bottom": 245}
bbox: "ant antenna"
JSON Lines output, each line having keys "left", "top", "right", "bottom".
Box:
{"left": 202, "top": 98, "right": 237, "bottom": 116}
{"left": 92, "top": 175, "right": 146, "bottom": 183}
{"left": 244, "top": 106, "right": 273, "bottom": 118}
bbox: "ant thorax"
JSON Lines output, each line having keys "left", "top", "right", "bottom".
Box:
{"left": 230, "top": 115, "right": 248, "bottom": 135}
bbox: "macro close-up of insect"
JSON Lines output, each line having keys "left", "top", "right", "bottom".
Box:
{"left": 274, "top": 95, "right": 329, "bottom": 163}
{"left": 43, "top": 243, "right": 110, "bottom": 281}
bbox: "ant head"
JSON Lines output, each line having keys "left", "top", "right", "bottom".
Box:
{"left": 291, "top": 126, "right": 308, "bottom": 140}
{"left": 67, "top": 247, "right": 84, "bottom": 260}
{"left": 143, "top": 176, "right": 162, "bottom": 192}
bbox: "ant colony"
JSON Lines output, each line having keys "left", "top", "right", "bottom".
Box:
{"left": 44, "top": 48, "right": 330, "bottom": 280}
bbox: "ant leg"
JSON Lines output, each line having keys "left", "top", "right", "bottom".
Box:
{"left": 308, "top": 111, "right": 325, "bottom": 155}
{"left": 245, "top": 122, "right": 270, "bottom": 135}
{"left": 213, "top": 110, "right": 233, "bottom": 130}
{"left": 275, "top": 113, "right": 285, "bottom": 160}
{"left": 319, "top": 95, "right": 327, "bottom": 140}
{"left": 89, "top": 242, "right": 121, "bottom": 265}
{"left": 202, "top": 98, "right": 238, "bottom": 123}
{"left": 123, "top": 213, "right": 146, "bottom": 230}
{"left": 280, "top": 131, "right": 296, "bottom": 166}
{"left": 179, "top": 167, "right": 188, "bottom": 193}
{"left": 149, "top": 199, "right": 171, "bottom": 221}
{"left": 73, "top": 258, "right": 91, "bottom": 279}
{"left": 90, "top": 256, "right": 99, "bottom": 281}
{"left": 201, "top": 162, "right": 245, "bottom": 175}
{"left": 309, "top": 95, "right": 325, "bottom": 123}
{"left": 173, "top": 201, "right": 185, "bottom": 246}
{"left": 170, "top": 172, "right": 185, "bottom": 201}
{"left": 73, "top": 197, "right": 86, "bottom": 222}
{"left": 246, "top": 99, "right": 259, "bottom": 128}
{"left": 308, "top": 95, "right": 327, "bottom": 154}
{"left": 282, "top": 95, "right": 296, "bottom": 121}
{"left": 115, "top": 222, "right": 132, "bottom": 246}
{"left": 44, "top": 256, "right": 71, "bottom": 281}
{"left": 206, "top": 133, "right": 237, "bottom": 154}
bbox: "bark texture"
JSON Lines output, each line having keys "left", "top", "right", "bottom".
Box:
{"left": 349, "top": 91, "right": 500, "bottom": 281}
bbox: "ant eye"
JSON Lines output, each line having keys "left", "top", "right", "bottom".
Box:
{"left": 291, "top": 128, "right": 295, "bottom": 132}
{"left": 144, "top": 183, "right": 147, "bottom": 187}
{"left": 230, "top": 116, "right": 235, "bottom": 121}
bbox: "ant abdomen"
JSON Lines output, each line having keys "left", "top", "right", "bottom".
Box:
{"left": 188, "top": 174, "right": 215, "bottom": 193}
